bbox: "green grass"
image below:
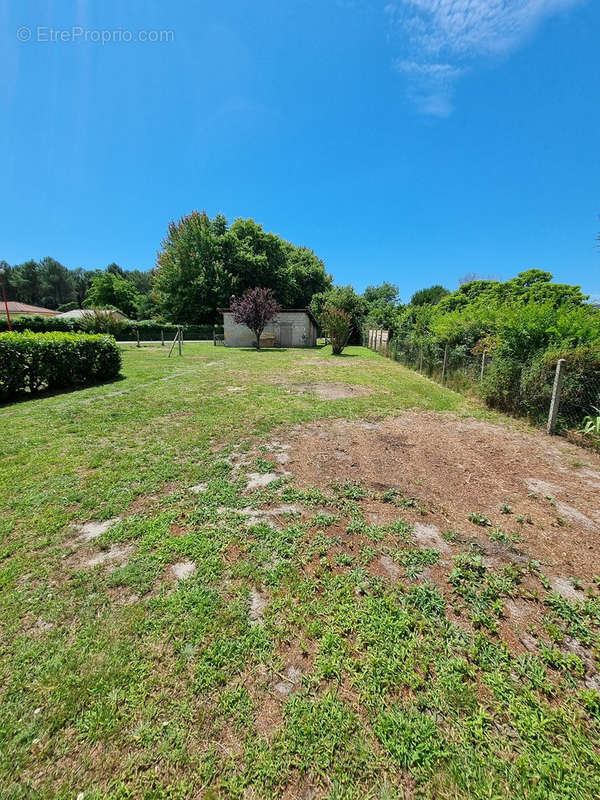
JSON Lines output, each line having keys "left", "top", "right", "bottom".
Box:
{"left": 1, "top": 344, "right": 599, "bottom": 799}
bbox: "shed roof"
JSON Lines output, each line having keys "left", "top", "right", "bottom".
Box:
{"left": 0, "top": 301, "right": 59, "bottom": 316}
{"left": 56, "top": 308, "right": 128, "bottom": 320}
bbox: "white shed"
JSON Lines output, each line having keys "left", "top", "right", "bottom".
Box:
{"left": 219, "top": 308, "right": 318, "bottom": 348}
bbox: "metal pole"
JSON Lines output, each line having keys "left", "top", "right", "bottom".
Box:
{"left": 136, "top": 326, "right": 140, "bottom": 347}
{"left": 178, "top": 326, "right": 182, "bottom": 356}
{"left": 161, "top": 328, "right": 165, "bottom": 347}
{"left": 547, "top": 358, "right": 566, "bottom": 435}
{"left": 0, "top": 269, "right": 12, "bottom": 331}
{"left": 480, "top": 351, "right": 486, "bottom": 382}
{"left": 441, "top": 344, "right": 448, "bottom": 383}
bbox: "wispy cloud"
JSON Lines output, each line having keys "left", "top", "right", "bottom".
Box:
{"left": 387, "top": 0, "right": 583, "bottom": 115}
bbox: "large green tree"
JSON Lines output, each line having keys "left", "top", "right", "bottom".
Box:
{"left": 38, "top": 257, "right": 74, "bottom": 309}
{"left": 410, "top": 285, "right": 450, "bottom": 306}
{"left": 84, "top": 272, "right": 141, "bottom": 317}
{"left": 153, "top": 211, "right": 331, "bottom": 324}
{"left": 153, "top": 211, "right": 233, "bottom": 324}
{"left": 10, "top": 260, "right": 42, "bottom": 305}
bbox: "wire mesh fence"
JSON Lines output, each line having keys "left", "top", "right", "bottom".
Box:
{"left": 549, "top": 360, "right": 600, "bottom": 448}
{"left": 365, "top": 329, "right": 492, "bottom": 395}
{"left": 364, "top": 328, "right": 600, "bottom": 452}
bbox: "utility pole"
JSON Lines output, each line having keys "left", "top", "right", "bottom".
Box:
{"left": 0, "top": 267, "right": 12, "bottom": 331}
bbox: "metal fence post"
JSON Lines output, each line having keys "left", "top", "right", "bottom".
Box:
{"left": 161, "top": 328, "right": 165, "bottom": 347}
{"left": 441, "top": 344, "right": 448, "bottom": 383}
{"left": 136, "top": 326, "right": 140, "bottom": 348}
{"left": 547, "top": 358, "right": 566, "bottom": 435}
{"left": 480, "top": 351, "right": 486, "bottom": 382}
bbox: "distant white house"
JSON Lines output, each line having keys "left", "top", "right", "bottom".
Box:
{"left": 219, "top": 308, "right": 318, "bottom": 347}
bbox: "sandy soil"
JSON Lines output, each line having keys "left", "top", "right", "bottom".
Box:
{"left": 277, "top": 411, "right": 600, "bottom": 582}
{"left": 243, "top": 410, "right": 600, "bottom": 660}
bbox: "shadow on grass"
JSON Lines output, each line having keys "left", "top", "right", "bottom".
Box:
{"left": 0, "top": 374, "right": 126, "bottom": 409}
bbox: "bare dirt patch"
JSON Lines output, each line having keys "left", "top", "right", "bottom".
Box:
{"left": 86, "top": 543, "right": 134, "bottom": 569}
{"left": 413, "top": 523, "right": 451, "bottom": 555}
{"left": 294, "top": 357, "right": 374, "bottom": 369}
{"left": 377, "top": 555, "right": 401, "bottom": 581}
{"left": 280, "top": 382, "right": 374, "bottom": 400}
{"left": 274, "top": 665, "right": 303, "bottom": 697}
{"left": 73, "top": 517, "right": 121, "bottom": 542}
{"left": 170, "top": 561, "right": 197, "bottom": 581}
{"left": 246, "top": 472, "right": 281, "bottom": 490}
{"left": 249, "top": 588, "right": 268, "bottom": 623}
{"left": 276, "top": 411, "right": 600, "bottom": 583}
{"left": 235, "top": 504, "right": 301, "bottom": 528}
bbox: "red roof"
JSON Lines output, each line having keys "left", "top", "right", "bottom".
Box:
{"left": 1, "top": 301, "right": 59, "bottom": 316}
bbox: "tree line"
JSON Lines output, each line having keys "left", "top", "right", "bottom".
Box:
{"left": 4, "top": 214, "right": 597, "bottom": 378}
{"left": 370, "top": 269, "right": 600, "bottom": 424}
{"left": 1, "top": 211, "right": 333, "bottom": 324}
{"left": 0, "top": 259, "right": 152, "bottom": 318}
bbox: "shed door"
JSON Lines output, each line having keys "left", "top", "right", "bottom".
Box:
{"left": 280, "top": 324, "right": 293, "bottom": 347}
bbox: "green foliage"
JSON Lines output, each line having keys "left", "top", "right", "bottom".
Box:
{"left": 154, "top": 211, "right": 331, "bottom": 324}
{"left": 0, "top": 331, "right": 121, "bottom": 400}
{"left": 410, "top": 284, "right": 450, "bottom": 306}
{"left": 321, "top": 308, "right": 351, "bottom": 355}
{"left": 310, "top": 285, "right": 368, "bottom": 344}
{"left": 0, "top": 315, "right": 220, "bottom": 341}
{"left": 391, "top": 270, "right": 600, "bottom": 423}
{"left": 363, "top": 282, "right": 399, "bottom": 306}
{"left": 580, "top": 407, "right": 600, "bottom": 436}
{"left": 84, "top": 272, "right": 142, "bottom": 317}
{"left": 1, "top": 258, "right": 151, "bottom": 317}
{"left": 519, "top": 342, "right": 600, "bottom": 425}
{"left": 78, "top": 309, "right": 130, "bottom": 337}
{"left": 373, "top": 708, "right": 444, "bottom": 771}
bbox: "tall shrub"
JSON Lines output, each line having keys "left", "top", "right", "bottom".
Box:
{"left": 322, "top": 308, "right": 351, "bottom": 355}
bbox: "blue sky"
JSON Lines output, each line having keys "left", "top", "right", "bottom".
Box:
{"left": 1, "top": 0, "right": 599, "bottom": 301}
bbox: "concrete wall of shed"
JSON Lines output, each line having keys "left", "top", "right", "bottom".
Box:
{"left": 222, "top": 312, "right": 317, "bottom": 347}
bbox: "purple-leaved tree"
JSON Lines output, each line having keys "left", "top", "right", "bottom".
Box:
{"left": 230, "top": 287, "right": 281, "bottom": 349}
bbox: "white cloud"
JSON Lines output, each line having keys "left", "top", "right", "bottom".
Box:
{"left": 388, "top": 0, "right": 583, "bottom": 115}
{"left": 394, "top": 59, "right": 466, "bottom": 115}
{"left": 395, "top": 60, "right": 464, "bottom": 78}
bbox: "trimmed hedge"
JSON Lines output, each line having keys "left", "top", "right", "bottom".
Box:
{"left": 0, "top": 315, "right": 223, "bottom": 340}
{"left": 0, "top": 332, "right": 121, "bottom": 401}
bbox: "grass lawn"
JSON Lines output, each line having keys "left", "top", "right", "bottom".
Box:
{"left": 1, "top": 344, "right": 599, "bottom": 799}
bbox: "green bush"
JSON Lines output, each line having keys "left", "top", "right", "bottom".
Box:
{"left": 521, "top": 343, "right": 600, "bottom": 428}
{"left": 0, "top": 316, "right": 222, "bottom": 340}
{"left": 0, "top": 315, "right": 74, "bottom": 333}
{"left": 0, "top": 332, "right": 121, "bottom": 401}
{"left": 481, "top": 351, "right": 524, "bottom": 414}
